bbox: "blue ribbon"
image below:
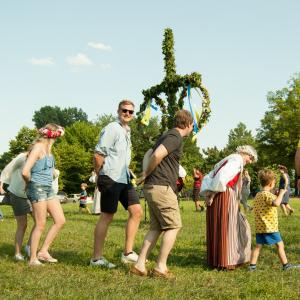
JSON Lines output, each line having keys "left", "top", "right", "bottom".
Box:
{"left": 150, "top": 103, "right": 158, "bottom": 111}
{"left": 187, "top": 85, "right": 199, "bottom": 134}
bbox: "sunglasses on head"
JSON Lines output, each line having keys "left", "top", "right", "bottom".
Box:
{"left": 121, "top": 109, "right": 134, "bottom": 115}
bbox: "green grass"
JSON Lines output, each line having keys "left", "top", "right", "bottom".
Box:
{"left": 1, "top": 198, "right": 300, "bottom": 300}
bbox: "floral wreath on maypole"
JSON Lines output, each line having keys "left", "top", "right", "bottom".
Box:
{"left": 137, "top": 28, "right": 211, "bottom": 140}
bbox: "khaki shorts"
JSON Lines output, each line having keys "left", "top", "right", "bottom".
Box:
{"left": 144, "top": 185, "right": 182, "bottom": 231}
{"left": 10, "top": 193, "right": 32, "bottom": 217}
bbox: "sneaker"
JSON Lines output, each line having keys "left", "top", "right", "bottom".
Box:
{"left": 121, "top": 251, "right": 139, "bottom": 264}
{"left": 90, "top": 257, "right": 116, "bottom": 269}
{"left": 248, "top": 265, "right": 256, "bottom": 272}
{"left": 14, "top": 254, "right": 25, "bottom": 261}
{"left": 283, "top": 263, "right": 300, "bottom": 271}
{"left": 24, "top": 245, "right": 31, "bottom": 257}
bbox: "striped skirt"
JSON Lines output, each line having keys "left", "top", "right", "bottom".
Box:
{"left": 206, "top": 188, "right": 251, "bottom": 269}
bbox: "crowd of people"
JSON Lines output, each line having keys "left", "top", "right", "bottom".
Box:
{"left": 0, "top": 99, "right": 300, "bottom": 277}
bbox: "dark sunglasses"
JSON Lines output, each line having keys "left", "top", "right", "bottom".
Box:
{"left": 121, "top": 109, "right": 134, "bottom": 115}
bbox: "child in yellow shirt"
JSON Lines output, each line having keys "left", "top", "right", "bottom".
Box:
{"left": 249, "top": 169, "right": 300, "bottom": 271}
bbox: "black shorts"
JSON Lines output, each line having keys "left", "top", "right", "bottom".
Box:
{"left": 97, "top": 175, "right": 140, "bottom": 214}
{"left": 79, "top": 203, "right": 87, "bottom": 208}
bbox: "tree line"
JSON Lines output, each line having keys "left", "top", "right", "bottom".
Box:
{"left": 0, "top": 76, "right": 299, "bottom": 195}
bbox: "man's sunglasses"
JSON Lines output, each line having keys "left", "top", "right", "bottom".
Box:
{"left": 121, "top": 109, "right": 134, "bottom": 115}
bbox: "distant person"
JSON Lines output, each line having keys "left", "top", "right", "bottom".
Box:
{"left": 249, "top": 169, "right": 300, "bottom": 271}
{"left": 79, "top": 183, "right": 91, "bottom": 214}
{"left": 278, "top": 165, "right": 294, "bottom": 216}
{"left": 192, "top": 167, "right": 204, "bottom": 211}
{"left": 201, "top": 145, "right": 257, "bottom": 269}
{"left": 0, "top": 152, "right": 33, "bottom": 260}
{"left": 176, "top": 165, "right": 187, "bottom": 194}
{"left": 241, "top": 169, "right": 252, "bottom": 212}
{"left": 91, "top": 100, "right": 142, "bottom": 268}
{"left": 132, "top": 110, "right": 193, "bottom": 278}
{"left": 22, "top": 123, "right": 66, "bottom": 266}
{"left": 295, "top": 139, "right": 300, "bottom": 193}
{"left": 89, "top": 171, "right": 101, "bottom": 215}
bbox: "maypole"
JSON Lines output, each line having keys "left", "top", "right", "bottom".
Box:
{"left": 138, "top": 28, "right": 211, "bottom": 136}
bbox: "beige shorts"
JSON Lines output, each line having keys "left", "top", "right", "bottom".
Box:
{"left": 144, "top": 185, "right": 182, "bottom": 231}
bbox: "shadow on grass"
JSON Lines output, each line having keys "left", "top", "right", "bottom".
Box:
{"left": 0, "top": 243, "right": 15, "bottom": 257}
{"left": 63, "top": 212, "right": 130, "bottom": 228}
{"left": 167, "top": 248, "right": 209, "bottom": 270}
{"left": 52, "top": 249, "right": 92, "bottom": 266}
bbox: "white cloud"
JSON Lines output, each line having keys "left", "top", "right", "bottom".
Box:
{"left": 99, "top": 63, "right": 111, "bottom": 70}
{"left": 28, "top": 57, "right": 55, "bottom": 66}
{"left": 88, "top": 42, "right": 112, "bottom": 51}
{"left": 66, "top": 53, "right": 93, "bottom": 66}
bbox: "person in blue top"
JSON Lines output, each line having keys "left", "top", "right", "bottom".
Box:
{"left": 91, "top": 100, "right": 142, "bottom": 268}
{"left": 278, "top": 165, "right": 294, "bottom": 216}
{"left": 22, "top": 123, "right": 66, "bottom": 266}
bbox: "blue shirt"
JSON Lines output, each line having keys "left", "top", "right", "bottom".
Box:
{"left": 95, "top": 121, "right": 131, "bottom": 184}
{"left": 31, "top": 155, "right": 55, "bottom": 186}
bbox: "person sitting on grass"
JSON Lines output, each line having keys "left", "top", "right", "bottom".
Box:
{"left": 79, "top": 183, "right": 91, "bottom": 214}
{"left": 249, "top": 169, "right": 300, "bottom": 271}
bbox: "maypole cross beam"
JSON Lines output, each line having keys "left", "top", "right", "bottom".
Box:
{"left": 138, "top": 28, "right": 211, "bottom": 132}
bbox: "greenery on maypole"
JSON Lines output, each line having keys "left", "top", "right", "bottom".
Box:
{"left": 138, "top": 28, "right": 211, "bottom": 132}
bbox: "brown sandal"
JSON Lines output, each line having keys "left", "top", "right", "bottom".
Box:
{"left": 130, "top": 266, "right": 148, "bottom": 277}
{"left": 151, "top": 268, "right": 175, "bottom": 279}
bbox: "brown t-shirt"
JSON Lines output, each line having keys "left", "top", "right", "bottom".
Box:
{"left": 145, "top": 128, "right": 183, "bottom": 192}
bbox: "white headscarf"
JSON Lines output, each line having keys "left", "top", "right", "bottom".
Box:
{"left": 236, "top": 145, "right": 258, "bottom": 162}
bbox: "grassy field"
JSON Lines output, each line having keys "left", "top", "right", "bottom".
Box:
{"left": 0, "top": 197, "right": 300, "bottom": 300}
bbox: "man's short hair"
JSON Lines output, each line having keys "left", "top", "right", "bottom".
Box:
{"left": 118, "top": 100, "right": 135, "bottom": 110}
{"left": 258, "top": 169, "right": 275, "bottom": 187}
{"left": 174, "top": 110, "right": 193, "bottom": 129}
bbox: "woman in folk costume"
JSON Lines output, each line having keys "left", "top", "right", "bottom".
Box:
{"left": 201, "top": 145, "right": 257, "bottom": 269}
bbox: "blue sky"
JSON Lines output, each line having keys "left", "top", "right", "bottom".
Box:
{"left": 1, "top": 1, "right": 300, "bottom": 155}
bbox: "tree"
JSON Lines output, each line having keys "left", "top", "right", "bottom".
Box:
{"left": 54, "top": 140, "right": 92, "bottom": 193}
{"left": 223, "top": 122, "right": 257, "bottom": 156}
{"left": 130, "top": 117, "right": 161, "bottom": 172}
{"left": 9, "top": 127, "right": 38, "bottom": 156}
{"left": 200, "top": 146, "right": 225, "bottom": 174}
{"left": 180, "top": 136, "right": 203, "bottom": 176}
{"left": 54, "top": 120, "right": 103, "bottom": 193}
{"left": 32, "top": 106, "right": 88, "bottom": 128}
{"left": 0, "top": 126, "right": 37, "bottom": 169}
{"left": 256, "top": 75, "right": 300, "bottom": 170}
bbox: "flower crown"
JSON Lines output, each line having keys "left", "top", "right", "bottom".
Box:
{"left": 39, "top": 126, "right": 65, "bottom": 139}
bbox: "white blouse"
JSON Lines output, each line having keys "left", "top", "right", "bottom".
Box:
{"left": 200, "top": 154, "right": 243, "bottom": 194}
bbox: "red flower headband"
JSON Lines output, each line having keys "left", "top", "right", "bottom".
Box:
{"left": 39, "top": 126, "right": 65, "bottom": 139}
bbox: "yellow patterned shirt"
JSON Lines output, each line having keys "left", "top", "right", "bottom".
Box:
{"left": 253, "top": 191, "right": 278, "bottom": 233}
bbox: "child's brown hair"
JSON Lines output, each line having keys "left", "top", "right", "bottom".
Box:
{"left": 258, "top": 169, "right": 276, "bottom": 187}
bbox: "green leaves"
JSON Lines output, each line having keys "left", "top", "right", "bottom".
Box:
{"left": 32, "top": 106, "right": 88, "bottom": 128}
{"left": 257, "top": 75, "right": 300, "bottom": 170}
{"left": 138, "top": 28, "right": 211, "bottom": 133}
